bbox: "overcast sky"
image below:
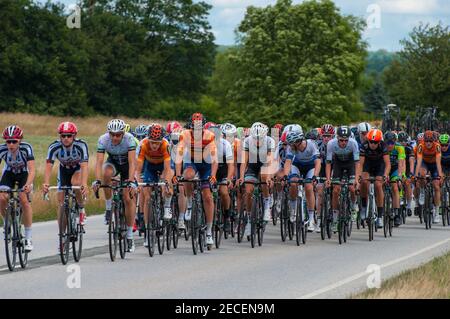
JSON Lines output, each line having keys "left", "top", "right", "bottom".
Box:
{"left": 50, "top": 0, "right": 450, "bottom": 51}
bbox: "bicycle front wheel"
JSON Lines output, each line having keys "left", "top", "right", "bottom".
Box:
{"left": 4, "top": 207, "right": 17, "bottom": 271}
{"left": 108, "top": 206, "right": 118, "bottom": 261}
{"left": 59, "top": 207, "right": 70, "bottom": 265}
{"left": 72, "top": 211, "right": 83, "bottom": 262}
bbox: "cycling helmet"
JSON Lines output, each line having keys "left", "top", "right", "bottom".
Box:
{"left": 107, "top": 119, "right": 126, "bottom": 133}
{"left": 190, "top": 113, "right": 206, "bottom": 129}
{"left": 283, "top": 124, "right": 303, "bottom": 135}
{"left": 221, "top": 123, "right": 237, "bottom": 136}
{"left": 243, "top": 128, "right": 250, "bottom": 138}
{"left": 204, "top": 122, "right": 217, "bottom": 130}
{"left": 58, "top": 122, "right": 78, "bottom": 135}
{"left": 166, "top": 121, "right": 181, "bottom": 134}
{"left": 250, "top": 122, "right": 268, "bottom": 139}
{"left": 417, "top": 133, "right": 424, "bottom": 143}
{"left": 424, "top": 130, "right": 434, "bottom": 142}
{"left": 236, "top": 127, "right": 245, "bottom": 139}
{"left": 357, "top": 122, "right": 372, "bottom": 133}
{"left": 273, "top": 123, "right": 284, "bottom": 131}
{"left": 321, "top": 124, "right": 335, "bottom": 136}
{"left": 134, "top": 124, "right": 149, "bottom": 138}
{"left": 367, "top": 129, "right": 383, "bottom": 142}
{"left": 397, "top": 131, "right": 409, "bottom": 143}
{"left": 148, "top": 124, "right": 164, "bottom": 141}
{"left": 3, "top": 125, "right": 23, "bottom": 140}
{"left": 439, "top": 134, "right": 449, "bottom": 144}
{"left": 281, "top": 131, "right": 288, "bottom": 144}
{"left": 124, "top": 123, "right": 131, "bottom": 133}
{"left": 337, "top": 126, "right": 351, "bottom": 139}
{"left": 286, "top": 131, "right": 305, "bottom": 145}
{"left": 384, "top": 131, "right": 397, "bottom": 142}
{"left": 305, "top": 130, "right": 319, "bottom": 140}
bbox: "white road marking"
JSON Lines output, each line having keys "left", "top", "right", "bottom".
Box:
{"left": 298, "top": 237, "right": 450, "bottom": 299}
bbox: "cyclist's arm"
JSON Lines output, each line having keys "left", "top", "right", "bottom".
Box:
{"left": 43, "top": 161, "right": 53, "bottom": 185}
{"left": 409, "top": 156, "right": 415, "bottom": 176}
{"left": 354, "top": 160, "right": 361, "bottom": 183}
{"left": 359, "top": 155, "right": 365, "bottom": 178}
{"left": 127, "top": 150, "right": 136, "bottom": 182}
{"left": 95, "top": 152, "right": 105, "bottom": 181}
{"left": 383, "top": 154, "right": 391, "bottom": 177}
{"left": 314, "top": 158, "right": 321, "bottom": 177}
{"left": 240, "top": 151, "right": 248, "bottom": 180}
{"left": 415, "top": 154, "right": 422, "bottom": 176}
{"left": 80, "top": 161, "right": 89, "bottom": 188}
{"left": 136, "top": 159, "right": 144, "bottom": 183}
{"left": 26, "top": 160, "right": 35, "bottom": 187}
{"left": 436, "top": 154, "right": 443, "bottom": 178}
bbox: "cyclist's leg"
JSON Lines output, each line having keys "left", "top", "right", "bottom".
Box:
{"left": 102, "top": 161, "right": 115, "bottom": 212}
{"left": 288, "top": 166, "right": 299, "bottom": 218}
{"left": 182, "top": 162, "right": 196, "bottom": 220}
{"left": 391, "top": 172, "right": 400, "bottom": 209}
{"left": 17, "top": 172, "right": 32, "bottom": 228}
{"left": 0, "top": 172, "right": 16, "bottom": 219}
{"left": 244, "top": 164, "right": 260, "bottom": 213}
{"left": 197, "top": 163, "right": 214, "bottom": 236}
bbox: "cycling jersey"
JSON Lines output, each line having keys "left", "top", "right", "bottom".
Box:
{"left": 0, "top": 142, "right": 35, "bottom": 174}
{"left": 243, "top": 136, "right": 275, "bottom": 164}
{"left": 274, "top": 141, "right": 288, "bottom": 169}
{"left": 97, "top": 132, "right": 137, "bottom": 165}
{"left": 217, "top": 138, "right": 233, "bottom": 182}
{"left": 286, "top": 140, "right": 320, "bottom": 167}
{"left": 417, "top": 142, "right": 441, "bottom": 164}
{"left": 360, "top": 141, "right": 388, "bottom": 162}
{"left": 326, "top": 138, "right": 360, "bottom": 163}
{"left": 441, "top": 146, "right": 450, "bottom": 169}
{"left": 404, "top": 145, "right": 414, "bottom": 175}
{"left": 388, "top": 143, "right": 406, "bottom": 171}
{"left": 137, "top": 138, "right": 170, "bottom": 165}
{"left": 178, "top": 129, "right": 217, "bottom": 164}
{"left": 46, "top": 139, "right": 89, "bottom": 169}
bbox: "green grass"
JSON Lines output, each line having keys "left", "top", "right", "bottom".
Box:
{"left": 352, "top": 252, "right": 450, "bottom": 299}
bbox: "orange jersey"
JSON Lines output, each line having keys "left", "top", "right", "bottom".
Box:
{"left": 417, "top": 142, "right": 441, "bottom": 164}
{"left": 138, "top": 138, "right": 170, "bottom": 165}
{"left": 231, "top": 138, "right": 241, "bottom": 162}
{"left": 178, "top": 129, "right": 217, "bottom": 161}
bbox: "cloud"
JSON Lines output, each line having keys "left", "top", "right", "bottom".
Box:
{"left": 377, "top": 0, "right": 440, "bottom": 15}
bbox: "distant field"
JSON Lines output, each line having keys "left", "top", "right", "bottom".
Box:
{"left": 0, "top": 112, "right": 169, "bottom": 223}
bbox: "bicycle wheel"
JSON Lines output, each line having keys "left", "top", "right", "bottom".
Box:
{"left": 250, "top": 200, "right": 257, "bottom": 248}
{"left": 17, "top": 210, "right": 28, "bottom": 269}
{"left": 191, "top": 201, "right": 199, "bottom": 255}
{"left": 199, "top": 208, "right": 207, "bottom": 253}
{"left": 347, "top": 202, "right": 353, "bottom": 238}
{"left": 146, "top": 211, "right": 156, "bottom": 257}
{"left": 383, "top": 195, "right": 391, "bottom": 238}
{"left": 118, "top": 205, "right": 127, "bottom": 260}
{"left": 72, "top": 208, "right": 83, "bottom": 263}
{"left": 280, "top": 195, "right": 288, "bottom": 242}
{"left": 59, "top": 207, "right": 70, "bottom": 265}
{"left": 272, "top": 192, "right": 279, "bottom": 226}
{"left": 424, "top": 192, "right": 430, "bottom": 230}
{"left": 338, "top": 216, "right": 343, "bottom": 245}
{"left": 237, "top": 208, "right": 246, "bottom": 243}
{"left": 108, "top": 204, "right": 118, "bottom": 261}
{"left": 166, "top": 222, "right": 172, "bottom": 251}
{"left": 214, "top": 204, "right": 223, "bottom": 249}
{"left": 4, "top": 207, "right": 17, "bottom": 271}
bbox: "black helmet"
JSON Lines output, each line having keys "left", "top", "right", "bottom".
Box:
{"left": 337, "top": 126, "right": 351, "bottom": 138}
{"left": 384, "top": 131, "right": 397, "bottom": 142}
{"left": 397, "top": 131, "right": 408, "bottom": 143}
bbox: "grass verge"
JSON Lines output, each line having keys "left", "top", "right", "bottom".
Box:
{"left": 352, "top": 251, "right": 450, "bottom": 299}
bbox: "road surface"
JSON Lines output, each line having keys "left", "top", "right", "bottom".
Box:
{"left": 0, "top": 214, "right": 449, "bottom": 298}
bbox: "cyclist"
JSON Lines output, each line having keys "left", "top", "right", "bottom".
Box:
{"left": 136, "top": 124, "right": 173, "bottom": 247}
{"left": 325, "top": 126, "right": 360, "bottom": 232}
{"left": 220, "top": 123, "right": 241, "bottom": 232}
{"left": 132, "top": 124, "right": 148, "bottom": 232}
{"left": 273, "top": 131, "right": 289, "bottom": 214}
{"left": 415, "top": 130, "right": 444, "bottom": 224}
{"left": 283, "top": 131, "right": 321, "bottom": 232}
{"left": 0, "top": 126, "right": 35, "bottom": 252}
{"left": 92, "top": 119, "right": 138, "bottom": 252}
{"left": 384, "top": 131, "right": 406, "bottom": 227}
{"left": 356, "top": 122, "right": 372, "bottom": 149}
{"left": 440, "top": 134, "right": 450, "bottom": 175}
{"left": 272, "top": 123, "right": 284, "bottom": 140}
{"left": 173, "top": 113, "right": 218, "bottom": 247}
{"left": 316, "top": 124, "right": 335, "bottom": 232}
{"left": 238, "top": 122, "right": 275, "bottom": 237}
{"left": 359, "top": 129, "right": 391, "bottom": 228}
{"left": 398, "top": 131, "right": 415, "bottom": 216}
{"left": 133, "top": 125, "right": 149, "bottom": 141}
{"left": 43, "top": 122, "right": 89, "bottom": 234}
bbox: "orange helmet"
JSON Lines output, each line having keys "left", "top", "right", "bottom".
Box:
{"left": 367, "top": 129, "right": 383, "bottom": 142}
{"left": 424, "top": 130, "right": 434, "bottom": 142}
{"left": 148, "top": 124, "right": 164, "bottom": 141}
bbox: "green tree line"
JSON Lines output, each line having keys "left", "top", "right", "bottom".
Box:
{"left": 0, "top": 0, "right": 448, "bottom": 127}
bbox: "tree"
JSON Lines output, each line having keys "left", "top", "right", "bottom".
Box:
{"left": 224, "top": 0, "right": 367, "bottom": 127}
{"left": 383, "top": 23, "right": 450, "bottom": 114}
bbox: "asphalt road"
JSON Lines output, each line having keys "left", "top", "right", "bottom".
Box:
{"left": 0, "top": 214, "right": 449, "bottom": 299}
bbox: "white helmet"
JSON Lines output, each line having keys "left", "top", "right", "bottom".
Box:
{"left": 250, "top": 122, "right": 268, "bottom": 139}
{"left": 283, "top": 124, "right": 303, "bottom": 135}
{"left": 221, "top": 123, "right": 237, "bottom": 136}
{"left": 357, "top": 122, "right": 372, "bottom": 133}
{"left": 107, "top": 119, "right": 126, "bottom": 133}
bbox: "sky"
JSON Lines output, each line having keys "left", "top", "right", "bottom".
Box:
{"left": 52, "top": 0, "right": 450, "bottom": 52}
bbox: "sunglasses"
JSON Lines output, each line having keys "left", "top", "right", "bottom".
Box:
{"left": 322, "top": 135, "right": 332, "bottom": 139}
{"left": 109, "top": 132, "right": 123, "bottom": 138}
{"left": 338, "top": 139, "right": 349, "bottom": 143}
{"left": 60, "top": 134, "right": 74, "bottom": 139}
{"left": 441, "top": 143, "right": 449, "bottom": 147}
{"left": 369, "top": 141, "right": 379, "bottom": 145}
{"left": 424, "top": 139, "right": 433, "bottom": 143}
{"left": 387, "top": 141, "right": 395, "bottom": 145}
{"left": 6, "top": 140, "right": 18, "bottom": 144}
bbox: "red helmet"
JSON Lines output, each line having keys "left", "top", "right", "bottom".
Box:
{"left": 3, "top": 125, "right": 23, "bottom": 140}
{"left": 204, "top": 122, "right": 217, "bottom": 130}
{"left": 367, "top": 129, "right": 383, "bottom": 142}
{"left": 148, "top": 124, "right": 164, "bottom": 141}
{"left": 281, "top": 131, "right": 288, "bottom": 143}
{"left": 424, "top": 130, "right": 434, "bottom": 142}
{"left": 190, "top": 113, "right": 206, "bottom": 128}
{"left": 321, "top": 124, "right": 335, "bottom": 136}
{"left": 166, "top": 121, "right": 181, "bottom": 134}
{"left": 273, "top": 123, "right": 283, "bottom": 130}
{"left": 58, "top": 122, "right": 78, "bottom": 135}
